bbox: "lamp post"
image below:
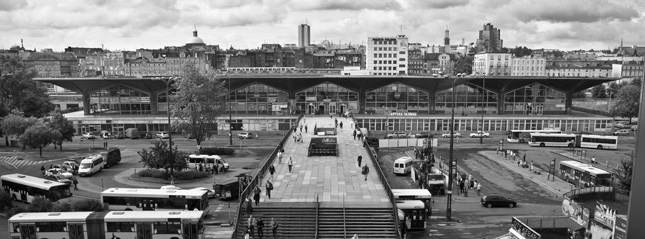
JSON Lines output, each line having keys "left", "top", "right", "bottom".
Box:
{"left": 607, "top": 88, "right": 613, "bottom": 113}
{"left": 480, "top": 73, "right": 486, "bottom": 144}
{"left": 446, "top": 73, "right": 462, "bottom": 221}
{"left": 228, "top": 74, "right": 233, "bottom": 146}
{"left": 385, "top": 107, "right": 390, "bottom": 137}
{"left": 154, "top": 77, "right": 178, "bottom": 177}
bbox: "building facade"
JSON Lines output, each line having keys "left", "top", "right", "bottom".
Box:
{"left": 473, "top": 53, "right": 512, "bottom": 76}
{"left": 476, "top": 23, "right": 503, "bottom": 53}
{"left": 298, "top": 24, "right": 311, "bottom": 48}
{"left": 366, "top": 35, "right": 409, "bottom": 76}
{"left": 511, "top": 56, "right": 547, "bottom": 76}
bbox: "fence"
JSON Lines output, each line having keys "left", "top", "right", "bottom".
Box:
{"left": 378, "top": 138, "right": 426, "bottom": 148}
{"left": 231, "top": 114, "right": 303, "bottom": 238}
{"left": 562, "top": 186, "right": 624, "bottom": 202}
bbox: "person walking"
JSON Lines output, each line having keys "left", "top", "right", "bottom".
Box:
{"left": 459, "top": 180, "right": 465, "bottom": 194}
{"left": 340, "top": 121, "right": 343, "bottom": 129}
{"left": 41, "top": 165, "right": 46, "bottom": 176}
{"left": 361, "top": 164, "right": 370, "bottom": 181}
{"left": 73, "top": 177, "right": 78, "bottom": 190}
{"left": 305, "top": 125, "right": 308, "bottom": 133}
{"left": 253, "top": 186, "right": 262, "bottom": 206}
{"left": 353, "top": 130, "right": 357, "bottom": 140}
{"left": 245, "top": 197, "right": 253, "bottom": 215}
{"left": 269, "top": 164, "right": 276, "bottom": 179}
{"left": 357, "top": 154, "right": 363, "bottom": 167}
{"left": 244, "top": 229, "right": 251, "bottom": 239}
{"left": 248, "top": 215, "right": 256, "bottom": 238}
{"left": 300, "top": 125, "right": 303, "bottom": 132}
{"left": 476, "top": 181, "right": 482, "bottom": 196}
{"left": 277, "top": 151, "right": 282, "bottom": 164}
{"left": 464, "top": 180, "right": 469, "bottom": 197}
{"left": 256, "top": 217, "right": 265, "bottom": 238}
{"left": 591, "top": 156, "right": 596, "bottom": 164}
{"left": 288, "top": 157, "right": 293, "bottom": 172}
{"left": 266, "top": 181, "right": 273, "bottom": 199}
{"left": 271, "top": 218, "right": 279, "bottom": 238}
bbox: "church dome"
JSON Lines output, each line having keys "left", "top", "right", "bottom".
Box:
{"left": 186, "top": 27, "right": 205, "bottom": 45}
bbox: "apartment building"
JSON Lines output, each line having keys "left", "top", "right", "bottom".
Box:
{"left": 366, "top": 35, "right": 408, "bottom": 75}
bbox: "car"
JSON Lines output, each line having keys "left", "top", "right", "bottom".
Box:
{"left": 441, "top": 132, "right": 461, "bottom": 138}
{"left": 191, "top": 187, "right": 216, "bottom": 198}
{"left": 412, "top": 132, "right": 430, "bottom": 138}
{"left": 81, "top": 132, "right": 95, "bottom": 139}
{"left": 481, "top": 195, "right": 517, "bottom": 208}
{"left": 62, "top": 160, "right": 79, "bottom": 169}
{"left": 613, "top": 129, "right": 630, "bottom": 136}
{"left": 45, "top": 174, "right": 72, "bottom": 185}
{"left": 44, "top": 169, "right": 74, "bottom": 179}
{"left": 237, "top": 132, "right": 255, "bottom": 139}
{"left": 469, "top": 131, "right": 490, "bottom": 138}
{"left": 614, "top": 121, "right": 630, "bottom": 129}
{"left": 185, "top": 133, "right": 196, "bottom": 139}
{"left": 99, "top": 131, "right": 111, "bottom": 139}
{"left": 156, "top": 132, "right": 170, "bottom": 139}
{"left": 386, "top": 132, "right": 408, "bottom": 139}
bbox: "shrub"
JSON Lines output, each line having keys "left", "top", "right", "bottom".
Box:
{"left": 0, "top": 190, "right": 13, "bottom": 211}
{"left": 28, "top": 196, "right": 53, "bottom": 212}
{"left": 52, "top": 202, "right": 73, "bottom": 212}
{"left": 200, "top": 147, "right": 235, "bottom": 156}
{"left": 137, "top": 169, "right": 168, "bottom": 179}
{"left": 73, "top": 199, "right": 105, "bottom": 212}
{"left": 136, "top": 169, "right": 210, "bottom": 181}
{"left": 7, "top": 207, "right": 26, "bottom": 218}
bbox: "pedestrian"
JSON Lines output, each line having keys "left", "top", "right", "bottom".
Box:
{"left": 269, "top": 164, "right": 276, "bottom": 179}
{"left": 256, "top": 217, "right": 264, "bottom": 238}
{"left": 459, "top": 180, "right": 465, "bottom": 194}
{"left": 253, "top": 186, "right": 262, "bottom": 206}
{"left": 277, "top": 151, "right": 283, "bottom": 164}
{"left": 244, "top": 229, "right": 251, "bottom": 239}
{"left": 305, "top": 125, "right": 308, "bottom": 133}
{"left": 266, "top": 181, "right": 273, "bottom": 199}
{"left": 464, "top": 181, "right": 469, "bottom": 197}
{"left": 329, "top": 112, "right": 332, "bottom": 118}
{"left": 50, "top": 164, "right": 53, "bottom": 169}
{"left": 335, "top": 118, "right": 338, "bottom": 125}
{"left": 476, "top": 181, "right": 482, "bottom": 196}
{"left": 271, "top": 218, "right": 279, "bottom": 238}
{"left": 41, "top": 165, "right": 46, "bottom": 175}
{"left": 293, "top": 134, "right": 297, "bottom": 142}
{"left": 73, "top": 177, "right": 78, "bottom": 190}
{"left": 357, "top": 154, "right": 363, "bottom": 167}
{"left": 361, "top": 164, "right": 370, "bottom": 181}
{"left": 245, "top": 198, "right": 253, "bottom": 215}
{"left": 288, "top": 157, "right": 293, "bottom": 172}
{"left": 469, "top": 178, "right": 474, "bottom": 189}
{"left": 353, "top": 130, "right": 357, "bottom": 140}
{"left": 352, "top": 234, "right": 359, "bottom": 239}
{"left": 517, "top": 159, "right": 521, "bottom": 167}
{"left": 214, "top": 163, "right": 219, "bottom": 174}
{"left": 300, "top": 125, "right": 303, "bottom": 132}
{"left": 248, "top": 215, "right": 256, "bottom": 237}
{"left": 340, "top": 121, "right": 343, "bottom": 129}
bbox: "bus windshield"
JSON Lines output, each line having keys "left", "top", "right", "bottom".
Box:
{"left": 427, "top": 175, "right": 444, "bottom": 180}
{"left": 80, "top": 163, "right": 92, "bottom": 169}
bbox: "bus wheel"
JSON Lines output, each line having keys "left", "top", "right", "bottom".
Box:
{"left": 597, "top": 145, "right": 603, "bottom": 150}
{"left": 540, "top": 143, "right": 545, "bottom": 147}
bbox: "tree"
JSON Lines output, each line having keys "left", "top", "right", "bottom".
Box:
{"left": 20, "top": 122, "right": 62, "bottom": 157}
{"left": 0, "top": 112, "right": 38, "bottom": 146}
{"left": 139, "top": 140, "right": 188, "bottom": 176}
{"left": 47, "top": 108, "right": 76, "bottom": 150}
{"left": 453, "top": 56, "right": 473, "bottom": 75}
{"left": 591, "top": 85, "right": 607, "bottom": 98}
{"left": 72, "top": 199, "right": 105, "bottom": 212}
{"left": 573, "top": 91, "right": 587, "bottom": 98}
{"left": 613, "top": 159, "right": 633, "bottom": 192}
{"left": 0, "top": 190, "right": 13, "bottom": 211}
{"left": 610, "top": 85, "right": 640, "bottom": 123}
{"left": 172, "top": 61, "right": 228, "bottom": 147}
{"left": 28, "top": 196, "right": 53, "bottom": 212}
{"left": 0, "top": 58, "right": 55, "bottom": 118}
{"left": 510, "top": 46, "right": 533, "bottom": 57}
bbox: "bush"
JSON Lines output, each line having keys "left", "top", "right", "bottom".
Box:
{"left": 73, "top": 199, "right": 104, "bottom": 212}
{"left": 52, "top": 202, "right": 73, "bottom": 212}
{"left": 137, "top": 169, "right": 168, "bottom": 179}
{"left": 28, "top": 196, "right": 53, "bottom": 212}
{"left": 0, "top": 190, "right": 13, "bottom": 211}
{"left": 136, "top": 169, "right": 210, "bottom": 181}
{"left": 7, "top": 207, "right": 26, "bottom": 218}
{"left": 200, "top": 147, "right": 235, "bottom": 156}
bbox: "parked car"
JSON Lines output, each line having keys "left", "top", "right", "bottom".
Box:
{"left": 44, "top": 169, "right": 74, "bottom": 179}
{"left": 81, "top": 132, "right": 95, "bottom": 139}
{"left": 144, "top": 132, "right": 153, "bottom": 139}
{"left": 237, "top": 132, "right": 255, "bottom": 139}
{"left": 191, "top": 187, "right": 216, "bottom": 198}
{"left": 613, "top": 129, "right": 630, "bottom": 136}
{"left": 99, "top": 131, "right": 111, "bottom": 139}
{"left": 481, "top": 195, "right": 517, "bottom": 208}
{"left": 441, "top": 132, "right": 461, "bottom": 138}
{"left": 44, "top": 174, "right": 72, "bottom": 185}
{"left": 156, "top": 132, "right": 170, "bottom": 139}
{"left": 469, "top": 131, "right": 490, "bottom": 138}
{"left": 614, "top": 121, "right": 630, "bottom": 129}
{"left": 386, "top": 132, "right": 408, "bottom": 139}
{"left": 412, "top": 132, "right": 430, "bottom": 138}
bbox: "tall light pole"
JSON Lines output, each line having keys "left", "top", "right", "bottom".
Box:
{"left": 480, "top": 73, "right": 486, "bottom": 144}
{"left": 607, "top": 88, "right": 613, "bottom": 113}
{"left": 154, "top": 77, "right": 178, "bottom": 177}
{"left": 446, "top": 73, "right": 462, "bottom": 221}
{"left": 228, "top": 74, "right": 233, "bottom": 146}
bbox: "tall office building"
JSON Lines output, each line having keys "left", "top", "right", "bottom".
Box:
{"left": 476, "top": 23, "right": 503, "bottom": 53}
{"left": 366, "top": 35, "right": 409, "bottom": 75}
{"left": 298, "top": 24, "right": 310, "bottom": 48}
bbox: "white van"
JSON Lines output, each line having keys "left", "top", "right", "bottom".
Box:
{"left": 393, "top": 157, "right": 414, "bottom": 175}
{"left": 187, "top": 154, "right": 229, "bottom": 171}
{"left": 78, "top": 154, "right": 105, "bottom": 177}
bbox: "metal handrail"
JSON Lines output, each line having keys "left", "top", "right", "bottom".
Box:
{"left": 315, "top": 193, "right": 319, "bottom": 239}
{"left": 343, "top": 195, "right": 347, "bottom": 239}
{"left": 231, "top": 114, "right": 304, "bottom": 238}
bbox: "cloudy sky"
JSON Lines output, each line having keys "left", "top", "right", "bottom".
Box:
{"left": 0, "top": 0, "right": 643, "bottom": 52}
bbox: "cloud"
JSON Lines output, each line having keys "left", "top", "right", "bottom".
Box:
{"left": 291, "top": 0, "right": 401, "bottom": 11}
{"left": 181, "top": 3, "right": 288, "bottom": 27}
{"left": 404, "top": 0, "right": 470, "bottom": 9}
{"left": 0, "top": 0, "right": 27, "bottom": 11}
{"left": 202, "top": 0, "right": 263, "bottom": 9}
{"left": 509, "top": 0, "right": 639, "bottom": 23}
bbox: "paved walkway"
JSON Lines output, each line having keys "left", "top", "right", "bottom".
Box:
{"left": 259, "top": 116, "right": 389, "bottom": 203}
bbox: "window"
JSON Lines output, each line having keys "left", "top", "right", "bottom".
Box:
{"left": 498, "top": 55, "right": 501, "bottom": 60}
{"left": 107, "top": 222, "right": 135, "bottom": 232}
{"left": 394, "top": 54, "right": 397, "bottom": 57}
{"left": 399, "top": 58, "right": 405, "bottom": 61}
{"left": 399, "top": 64, "right": 405, "bottom": 68}
{"left": 374, "top": 54, "right": 377, "bottom": 58}
{"left": 490, "top": 55, "right": 494, "bottom": 60}
{"left": 374, "top": 47, "right": 377, "bottom": 51}
{"left": 374, "top": 60, "right": 377, "bottom": 64}
{"left": 154, "top": 221, "right": 181, "bottom": 234}
{"left": 399, "top": 51, "right": 405, "bottom": 54}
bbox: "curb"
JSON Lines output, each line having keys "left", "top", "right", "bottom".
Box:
{"left": 127, "top": 171, "right": 215, "bottom": 184}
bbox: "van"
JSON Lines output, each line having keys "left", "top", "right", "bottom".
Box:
{"left": 393, "top": 157, "right": 414, "bottom": 175}
{"left": 125, "top": 128, "right": 139, "bottom": 139}
{"left": 78, "top": 154, "right": 105, "bottom": 177}
{"left": 187, "top": 154, "right": 229, "bottom": 171}
{"left": 100, "top": 148, "right": 122, "bottom": 168}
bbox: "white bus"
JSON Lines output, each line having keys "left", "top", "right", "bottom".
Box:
{"left": 101, "top": 188, "right": 210, "bottom": 212}
{"left": 559, "top": 160, "right": 611, "bottom": 187}
{"left": 396, "top": 200, "right": 427, "bottom": 230}
{"left": 580, "top": 134, "right": 618, "bottom": 150}
{"left": 393, "top": 157, "right": 414, "bottom": 175}
{"left": 78, "top": 154, "right": 105, "bottom": 177}
{"left": 9, "top": 210, "right": 205, "bottom": 239}
{"left": 0, "top": 173, "right": 72, "bottom": 203}
{"left": 528, "top": 133, "right": 576, "bottom": 147}
{"left": 507, "top": 130, "right": 561, "bottom": 143}
{"left": 392, "top": 189, "right": 432, "bottom": 218}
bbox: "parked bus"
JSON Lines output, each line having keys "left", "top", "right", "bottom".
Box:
{"left": 507, "top": 130, "right": 561, "bottom": 143}
{"left": 396, "top": 200, "right": 427, "bottom": 230}
{"left": 78, "top": 154, "right": 105, "bottom": 177}
{"left": 0, "top": 173, "right": 72, "bottom": 203}
{"left": 528, "top": 133, "right": 576, "bottom": 148}
{"left": 392, "top": 189, "right": 432, "bottom": 218}
{"left": 9, "top": 210, "right": 205, "bottom": 239}
{"left": 101, "top": 188, "right": 210, "bottom": 212}
{"left": 187, "top": 154, "right": 229, "bottom": 171}
{"left": 559, "top": 160, "right": 611, "bottom": 187}
{"left": 580, "top": 134, "right": 618, "bottom": 150}
{"left": 393, "top": 157, "right": 414, "bottom": 175}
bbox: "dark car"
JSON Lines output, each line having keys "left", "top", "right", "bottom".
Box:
{"left": 413, "top": 132, "right": 430, "bottom": 138}
{"left": 481, "top": 195, "right": 517, "bottom": 208}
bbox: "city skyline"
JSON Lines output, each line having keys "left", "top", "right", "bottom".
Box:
{"left": 0, "top": 0, "right": 644, "bottom": 51}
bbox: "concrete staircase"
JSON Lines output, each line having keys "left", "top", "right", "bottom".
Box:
{"left": 236, "top": 202, "right": 317, "bottom": 239}
{"left": 318, "top": 202, "right": 398, "bottom": 239}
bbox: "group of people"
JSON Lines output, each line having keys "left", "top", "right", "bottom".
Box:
{"left": 352, "top": 129, "right": 364, "bottom": 141}
{"left": 334, "top": 118, "right": 344, "bottom": 129}
{"left": 244, "top": 215, "right": 279, "bottom": 239}
{"left": 195, "top": 163, "right": 224, "bottom": 174}
{"left": 357, "top": 154, "right": 370, "bottom": 181}
{"left": 457, "top": 174, "right": 482, "bottom": 197}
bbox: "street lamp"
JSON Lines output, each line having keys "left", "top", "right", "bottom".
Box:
{"left": 154, "top": 76, "right": 179, "bottom": 177}
{"left": 227, "top": 74, "right": 233, "bottom": 146}
{"left": 480, "top": 73, "right": 486, "bottom": 144}
{"left": 446, "top": 73, "right": 463, "bottom": 221}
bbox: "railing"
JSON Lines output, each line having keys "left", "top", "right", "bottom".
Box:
{"left": 315, "top": 193, "right": 319, "bottom": 239}
{"left": 231, "top": 114, "right": 303, "bottom": 238}
{"left": 343, "top": 195, "right": 347, "bottom": 239}
{"left": 563, "top": 186, "right": 614, "bottom": 199}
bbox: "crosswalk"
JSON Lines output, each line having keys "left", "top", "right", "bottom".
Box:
{"left": 0, "top": 156, "right": 59, "bottom": 169}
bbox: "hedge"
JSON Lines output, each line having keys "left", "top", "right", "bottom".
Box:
{"left": 200, "top": 147, "right": 235, "bottom": 156}
{"left": 136, "top": 169, "right": 211, "bottom": 181}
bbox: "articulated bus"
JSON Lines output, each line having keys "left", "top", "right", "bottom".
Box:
{"left": 507, "top": 130, "right": 562, "bottom": 143}
{"left": 580, "top": 134, "right": 618, "bottom": 150}
{"left": 396, "top": 200, "right": 427, "bottom": 230}
{"left": 0, "top": 173, "right": 72, "bottom": 203}
{"left": 528, "top": 133, "right": 576, "bottom": 148}
{"left": 9, "top": 210, "right": 205, "bottom": 239}
{"left": 101, "top": 188, "right": 210, "bottom": 212}
{"left": 559, "top": 160, "right": 611, "bottom": 187}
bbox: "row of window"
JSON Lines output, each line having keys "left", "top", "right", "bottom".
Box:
{"left": 373, "top": 53, "right": 398, "bottom": 58}
{"left": 513, "top": 59, "right": 545, "bottom": 64}
{"left": 355, "top": 118, "right": 613, "bottom": 132}
{"left": 514, "top": 66, "right": 544, "bottom": 71}
{"left": 488, "top": 55, "right": 511, "bottom": 60}
{"left": 102, "top": 196, "right": 204, "bottom": 210}
{"left": 373, "top": 60, "right": 398, "bottom": 65}
{"left": 373, "top": 66, "right": 398, "bottom": 71}
{"left": 371, "top": 39, "right": 398, "bottom": 45}
{"left": 373, "top": 47, "right": 398, "bottom": 51}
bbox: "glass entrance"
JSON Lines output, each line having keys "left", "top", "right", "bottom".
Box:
{"left": 182, "top": 223, "right": 199, "bottom": 239}
{"left": 68, "top": 224, "right": 85, "bottom": 239}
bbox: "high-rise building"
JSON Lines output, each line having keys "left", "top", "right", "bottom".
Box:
{"left": 366, "top": 35, "right": 409, "bottom": 75}
{"left": 476, "top": 23, "right": 503, "bottom": 53}
{"left": 298, "top": 24, "right": 311, "bottom": 48}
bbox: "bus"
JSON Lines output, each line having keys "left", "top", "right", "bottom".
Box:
{"left": 393, "top": 157, "right": 414, "bottom": 175}
{"left": 9, "top": 210, "right": 205, "bottom": 239}
{"left": 78, "top": 154, "right": 105, "bottom": 177}
{"left": 101, "top": 188, "right": 210, "bottom": 212}
{"left": 507, "top": 130, "right": 561, "bottom": 143}
{"left": 528, "top": 133, "right": 576, "bottom": 147}
{"left": 0, "top": 173, "right": 72, "bottom": 203}
{"left": 392, "top": 189, "right": 432, "bottom": 218}
{"left": 580, "top": 134, "right": 618, "bottom": 150}
{"left": 187, "top": 154, "right": 229, "bottom": 171}
{"left": 396, "top": 200, "right": 427, "bottom": 230}
{"left": 559, "top": 160, "right": 611, "bottom": 187}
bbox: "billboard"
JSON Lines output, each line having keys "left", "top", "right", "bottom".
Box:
{"left": 510, "top": 217, "right": 541, "bottom": 239}
{"left": 613, "top": 215, "right": 627, "bottom": 239}
{"left": 593, "top": 202, "right": 616, "bottom": 228}
{"left": 561, "top": 197, "right": 590, "bottom": 227}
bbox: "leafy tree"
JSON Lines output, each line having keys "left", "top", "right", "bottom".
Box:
{"left": 510, "top": 46, "right": 533, "bottom": 57}
{"left": 172, "top": 61, "right": 227, "bottom": 147}
{"left": 139, "top": 140, "right": 188, "bottom": 177}
{"left": 47, "top": 108, "right": 76, "bottom": 150}
{"left": 0, "top": 190, "right": 13, "bottom": 211}
{"left": 73, "top": 199, "right": 105, "bottom": 212}
{"left": 52, "top": 202, "right": 73, "bottom": 212}
{"left": 28, "top": 196, "right": 53, "bottom": 212}
{"left": 610, "top": 85, "right": 640, "bottom": 123}
{"left": 20, "top": 122, "right": 62, "bottom": 157}
{"left": 0, "top": 58, "right": 55, "bottom": 117}
{"left": 630, "top": 78, "right": 641, "bottom": 88}
{"left": 613, "top": 159, "right": 633, "bottom": 191}
{"left": 573, "top": 91, "right": 587, "bottom": 98}
{"left": 591, "top": 85, "right": 607, "bottom": 98}
{"left": 608, "top": 81, "right": 620, "bottom": 93}
{"left": 0, "top": 112, "right": 38, "bottom": 146}
{"left": 453, "top": 56, "right": 473, "bottom": 75}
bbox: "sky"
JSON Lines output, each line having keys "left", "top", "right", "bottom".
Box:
{"left": 0, "top": 0, "right": 644, "bottom": 52}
